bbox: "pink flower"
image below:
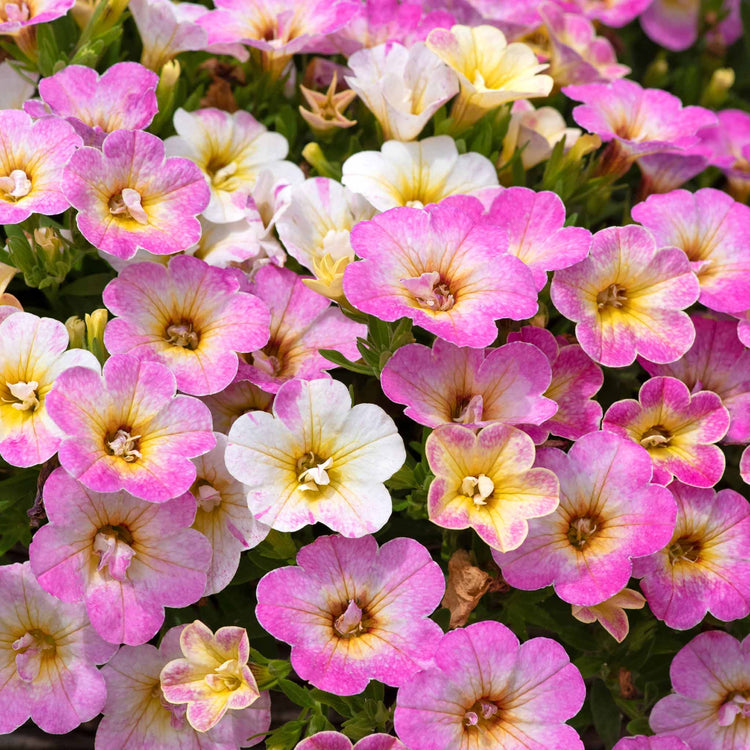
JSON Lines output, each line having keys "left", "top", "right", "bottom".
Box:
{"left": 571, "top": 587, "right": 646, "bottom": 643}
{"left": 97, "top": 625, "right": 271, "bottom": 748}
{"left": 565, "top": 0, "right": 651, "bottom": 27}
{"left": 344, "top": 197, "right": 538, "bottom": 347}
{"left": 240, "top": 265, "right": 366, "bottom": 393}
{"left": 63, "top": 129, "right": 209, "bottom": 259}
{"left": 632, "top": 480, "right": 750, "bottom": 630}
{"left": 103, "top": 255, "right": 270, "bottom": 396}
{"left": 394, "top": 621, "right": 585, "bottom": 750}
{"left": 201, "top": 378, "right": 274, "bottom": 434}
{"left": 613, "top": 737, "right": 691, "bottom": 750}
{"left": 46, "top": 354, "right": 215, "bottom": 502}
{"left": 699, "top": 109, "right": 750, "bottom": 202}
{"left": 0, "top": 109, "right": 80, "bottom": 224}
{"left": 639, "top": 0, "right": 699, "bottom": 51}
{"left": 484, "top": 187, "right": 592, "bottom": 291}
{"left": 37, "top": 62, "right": 158, "bottom": 147}
{"left": 380, "top": 338, "right": 556, "bottom": 429}
{"left": 0, "top": 312, "right": 99, "bottom": 467}
{"left": 632, "top": 188, "right": 750, "bottom": 314}
{"left": 297, "top": 733, "right": 407, "bottom": 750}
{"left": 640, "top": 314, "right": 750, "bottom": 444}
{"left": 0, "top": 0, "right": 73, "bottom": 32}
{"left": 0, "top": 562, "right": 116, "bottom": 735}
{"left": 636, "top": 151, "right": 710, "bottom": 196}
{"left": 256, "top": 535, "right": 444, "bottom": 695}
{"left": 30, "top": 468, "right": 211, "bottom": 645}
{"left": 649, "top": 631, "right": 750, "bottom": 749}
{"left": 551, "top": 225, "right": 700, "bottom": 367}
{"left": 603, "top": 376, "right": 729, "bottom": 487}
{"left": 493, "top": 431, "right": 677, "bottom": 606}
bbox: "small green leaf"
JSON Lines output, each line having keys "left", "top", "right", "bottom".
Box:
{"left": 591, "top": 679, "right": 622, "bottom": 750}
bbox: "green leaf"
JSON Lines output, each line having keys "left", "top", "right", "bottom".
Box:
{"left": 277, "top": 679, "right": 318, "bottom": 709}
{"left": 60, "top": 273, "right": 114, "bottom": 297}
{"left": 591, "top": 679, "right": 622, "bottom": 750}
{"left": 319, "top": 348, "right": 371, "bottom": 375}
{"left": 265, "top": 720, "right": 304, "bottom": 750}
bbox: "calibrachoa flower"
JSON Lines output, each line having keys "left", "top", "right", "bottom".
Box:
{"left": 256, "top": 535, "right": 444, "bottom": 695}
{"left": 0, "top": 109, "right": 81, "bottom": 224}
{"left": 632, "top": 188, "right": 750, "bottom": 314}
{"left": 603, "top": 376, "right": 729, "bottom": 488}
{"left": 160, "top": 621, "right": 260, "bottom": 732}
{"left": 341, "top": 136, "right": 498, "bottom": 211}
{"left": 493, "top": 431, "right": 677, "bottom": 606}
{"left": 569, "top": 0, "right": 651, "bottom": 27}
{"left": 46, "top": 353, "right": 215, "bottom": 502}
{"left": 426, "top": 423, "right": 559, "bottom": 551}
{"left": 649, "top": 631, "right": 750, "bottom": 749}
{"left": 165, "top": 107, "right": 291, "bottom": 223}
{"left": 241, "top": 264, "right": 366, "bottom": 393}
{"left": 0, "top": 61, "right": 37, "bottom": 109}
{"left": 97, "top": 625, "right": 271, "bottom": 748}
{"left": 0, "top": 562, "right": 116, "bottom": 735}
{"left": 381, "top": 338, "right": 556, "bottom": 429}
{"left": 0, "top": 312, "right": 99, "bottom": 468}
{"left": 0, "top": 0, "right": 73, "bottom": 33}
{"left": 103, "top": 255, "right": 270, "bottom": 396}
{"left": 344, "top": 197, "right": 538, "bottom": 347}
{"left": 36, "top": 62, "right": 159, "bottom": 147}
{"left": 632, "top": 480, "right": 750, "bottom": 630}
{"left": 226, "top": 378, "right": 405, "bottom": 534}
{"left": 201, "top": 378, "right": 274, "bottom": 434}
{"left": 63, "top": 129, "right": 209, "bottom": 259}
{"left": 297, "top": 733, "right": 407, "bottom": 750}
{"left": 636, "top": 150, "right": 710, "bottom": 196}
{"left": 551, "top": 225, "right": 700, "bottom": 367}
{"left": 30, "top": 469, "right": 211, "bottom": 645}
{"left": 190, "top": 434, "right": 269, "bottom": 596}
{"left": 345, "top": 42, "right": 458, "bottom": 141}
{"left": 571, "top": 587, "right": 646, "bottom": 643}
{"left": 613, "top": 736, "right": 691, "bottom": 750}
{"left": 426, "top": 24, "right": 553, "bottom": 130}
{"left": 699, "top": 109, "right": 750, "bottom": 202}
{"left": 394, "top": 621, "right": 586, "bottom": 750}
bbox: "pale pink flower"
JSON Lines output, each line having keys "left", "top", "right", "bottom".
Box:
{"left": 0, "top": 61, "right": 38, "bottom": 109}
{"left": 698, "top": 109, "right": 750, "bottom": 202}
{"left": 613, "top": 736, "right": 691, "bottom": 750}
{"left": 571, "top": 587, "right": 646, "bottom": 643}
{"left": 0, "top": 0, "right": 73, "bottom": 33}
{"left": 565, "top": 0, "right": 652, "bottom": 27}
{"left": 297, "top": 733, "right": 407, "bottom": 750}
{"left": 201, "top": 378, "right": 274, "bottom": 434}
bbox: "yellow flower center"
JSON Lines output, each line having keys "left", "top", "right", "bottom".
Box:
{"left": 165, "top": 321, "right": 200, "bottom": 350}
{"left": 0, "top": 169, "right": 31, "bottom": 200}
{"left": 2, "top": 380, "right": 39, "bottom": 411}
{"left": 334, "top": 599, "right": 366, "bottom": 638}
{"left": 464, "top": 698, "right": 501, "bottom": 729}
{"left": 401, "top": 271, "right": 456, "bottom": 311}
{"left": 596, "top": 283, "right": 627, "bottom": 310}
{"left": 296, "top": 452, "right": 333, "bottom": 492}
{"left": 461, "top": 474, "right": 495, "bottom": 506}
{"left": 108, "top": 188, "right": 149, "bottom": 224}
{"left": 640, "top": 425, "right": 672, "bottom": 449}
{"left": 568, "top": 516, "right": 599, "bottom": 549}
{"left": 107, "top": 428, "right": 142, "bottom": 462}
{"left": 205, "top": 660, "right": 245, "bottom": 693}
{"left": 668, "top": 536, "right": 702, "bottom": 564}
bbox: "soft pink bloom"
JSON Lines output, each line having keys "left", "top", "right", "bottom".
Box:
{"left": 201, "top": 378, "right": 274, "bottom": 434}
{"left": 0, "top": 312, "right": 99, "bottom": 467}
{"left": 344, "top": 197, "right": 538, "bottom": 347}
{"left": 613, "top": 737, "right": 691, "bottom": 750}
{"left": 97, "top": 625, "right": 271, "bottom": 749}
{"left": 381, "top": 338, "right": 556, "bottom": 429}
{"left": 226, "top": 378, "right": 405, "bottom": 535}
{"left": 103, "top": 255, "right": 270, "bottom": 396}
{"left": 0, "top": 0, "right": 73, "bottom": 32}
{"left": 636, "top": 150, "right": 710, "bottom": 196}
{"left": 632, "top": 188, "right": 750, "bottom": 314}
{"left": 564, "top": 0, "right": 653, "bottom": 27}
{"left": 63, "top": 129, "right": 209, "bottom": 259}
{"left": 640, "top": 314, "right": 750, "bottom": 444}
{"left": 36, "top": 62, "right": 158, "bottom": 147}
{"left": 0, "top": 61, "right": 38, "bottom": 109}
{"left": 297, "top": 733, "right": 407, "bottom": 750}
{"left": 30, "top": 468, "right": 211, "bottom": 646}
{"left": 484, "top": 187, "right": 592, "bottom": 290}
{"left": 46, "top": 354, "right": 215, "bottom": 502}
{"left": 632, "top": 480, "right": 750, "bottom": 630}
{"left": 639, "top": 0, "right": 700, "bottom": 51}
{"left": 190, "top": 434, "right": 269, "bottom": 596}
{"left": 394, "top": 621, "right": 585, "bottom": 750}
{"left": 426, "top": 423, "right": 559, "bottom": 551}
{"left": 603, "top": 376, "right": 729, "bottom": 487}
{"left": 742, "top": 446, "right": 750, "bottom": 486}
{"left": 551, "top": 225, "right": 700, "bottom": 367}
{"left": 493, "top": 431, "right": 677, "bottom": 606}
{"left": 0, "top": 109, "right": 81, "bottom": 223}
{"left": 649, "top": 631, "right": 750, "bottom": 749}
{"left": 507, "top": 326, "right": 603, "bottom": 442}
{"left": 0, "top": 562, "right": 116, "bottom": 735}
{"left": 240, "top": 264, "right": 366, "bottom": 393}
{"left": 571, "top": 587, "right": 646, "bottom": 643}
{"left": 256, "top": 535, "right": 444, "bottom": 695}
{"left": 698, "top": 109, "right": 750, "bottom": 201}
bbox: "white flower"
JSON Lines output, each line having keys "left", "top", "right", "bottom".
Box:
{"left": 0, "top": 61, "right": 38, "bottom": 109}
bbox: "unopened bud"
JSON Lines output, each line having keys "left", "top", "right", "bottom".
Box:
{"left": 65, "top": 316, "right": 86, "bottom": 349}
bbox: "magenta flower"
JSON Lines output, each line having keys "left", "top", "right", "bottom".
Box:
{"left": 0, "top": 562, "right": 116, "bottom": 735}
{"left": 632, "top": 188, "right": 750, "bottom": 314}
{"left": 639, "top": 0, "right": 699, "bottom": 51}
{"left": 0, "top": 0, "right": 73, "bottom": 32}
{"left": 381, "top": 338, "right": 556, "bottom": 429}
{"left": 98, "top": 625, "right": 271, "bottom": 749}
{"left": 551, "top": 225, "right": 700, "bottom": 367}
{"left": 37, "top": 62, "right": 158, "bottom": 147}
{"left": 241, "top": 264, "right": 366, "bottom": 394}
{"left": 614, "top": 737, "right": 691, "bottom": 750}
{"left": 507, "top": 326, "right": 603, "bottom": 442}
{"left": 483, "top": 187, "right": 592, "bottom": 291}
{"left": 650, "top": 631, "right": 750, "bottom": 749}
{"left": 699, "top": 109, "right": 750, "bottom": 202}
{"left": 494, "top": 431, "right": 677, "bottom": 606}
{"left": 297, "top": 733, "right": 407, "bottom": 750}
{"left": 568, "top": 0, "right": 651, "bottom": 27}
{"left": 46, "top": 354, "right": 215, "bottom": 502}
{"left": 0, "top": 109, "right": 80, "bottom": 224}
{"left": 603, "top": 376, "right": 729, "bottom": 487}
{"left": 633, "top": 480, "right": 750, "bottom": 630}
{"left": 30, "top": 468, "right": 211, "bottom": 645}
{"left": 256, "top": 535, "right": 444, "bottom": 695}
{"left": 640, "top": 314, "right": 750, "bottom": 444}
{"left": 63, "top": 129, "right": 209, "bottom": 259}
{"left": 344, "top": 197, "right": 538, "bottom": 347}
{"left": 201, "top": 378, "right": 273, "bottom": 434}
{"left": 394, "top": 621, "right": 585, "bottom": 750}
{"left": 103, "top": 255, "right": 270, "bottom": 396}
{"left": 636, "top": 150, "right": 709, "bottom": 195}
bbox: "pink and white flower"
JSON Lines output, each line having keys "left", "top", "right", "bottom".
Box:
{"left": 0, "top": 0, "right": 74, "bottom": 33}
{"left": 571, "top": 587, "right": 646, "bottom": 643}
{"left": 566, "top": 0, "right": 655, "bottom": 28}
{"left": 0, "top": 61, "right": 38, "bottom": 109}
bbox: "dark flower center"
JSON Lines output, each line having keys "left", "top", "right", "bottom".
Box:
{"left": 567, "top": 516, "right": 600, "bottom": 549}
{"left": 640, "top": 425, "right": 672, "bottom": 449}
{"left": 668, "top": 536, "right": 701, "bottom": 564}
{"left": 596, "top": 283, "right": 627, "bottom": 310}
